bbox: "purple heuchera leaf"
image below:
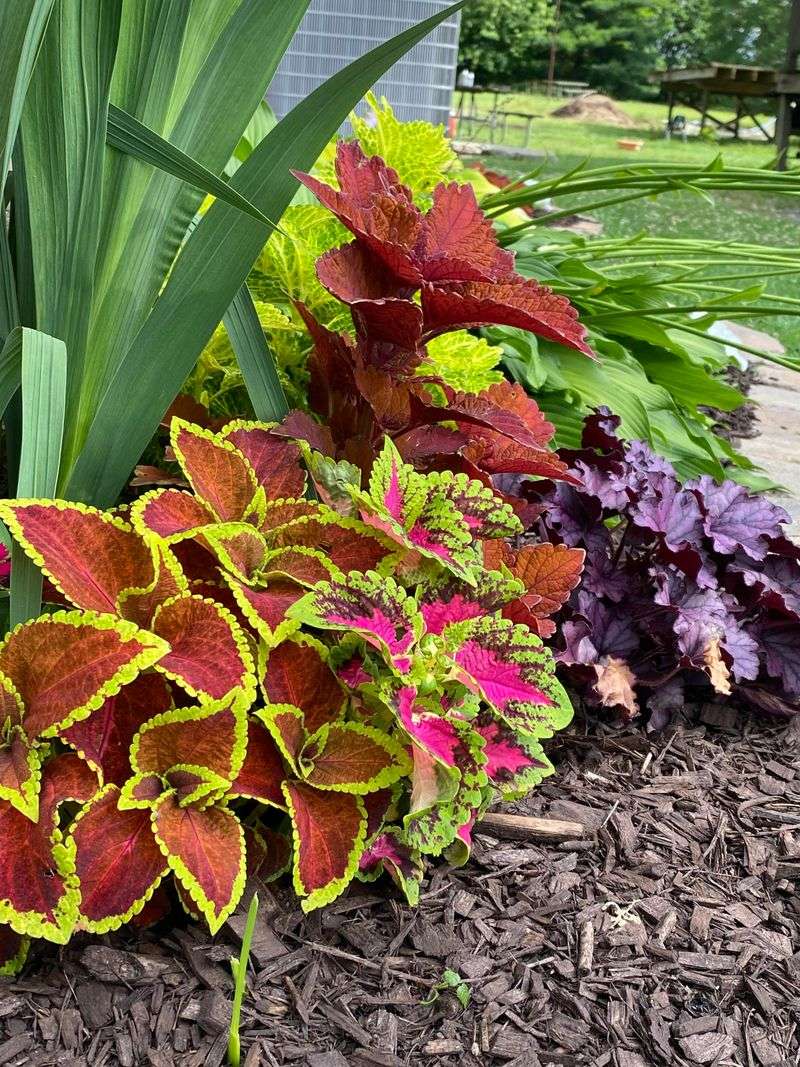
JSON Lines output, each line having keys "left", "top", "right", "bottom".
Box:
{"left": 719, "top": 618, "right": 760, "bottom": 683}
{"left": 690, "top": 476, "right": 790, "bottom": 561}
{"left": 730, "top": 555, "right": 800, "bottom": 621}
{"left": 631, "top": 474, "right": 704, "bottom": 551}
{"left": 753, "top": 623, "right": 800, "bottom": 696}
{"left": 652, "top": 568, "right": 731, "bottom": 662}
{"left": 564, "top": 591, "right": 640, "bottom": 662}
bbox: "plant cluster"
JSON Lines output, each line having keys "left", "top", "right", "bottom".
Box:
{"left": 527, "top": 409, "right": 800, "bottom": 720}
{"left": 0, "top": 417, "right": 583, "bottom": 973}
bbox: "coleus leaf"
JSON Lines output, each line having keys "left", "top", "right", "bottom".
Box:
{"left": 396, "top": 686, "right": 461, "bottom": 766}
{"left": 170, "top": 418, "right": 259, "bottom": 524}
{"left": 358, "top": 828, "right": 422, "bottom": 906}
{"left": 282, "top": 780, "right": 367, "bottom": 912}
{"left": 0, "top": 501, "right": 157, "bottom": 615}
{"left": 223, "top": 573, "right": 304, "bottom": 646}
{"left": 475, "top": 718, "right": 553, "bottom": 797}
{"left": 0, "top": 611, "right": 168, "bottom": 740}
{"left": 257, "top": 703, "right": 306, "bottom": 771}
{"left": 150, "top": 594, "right": 255, "bottom": 703}
{"left": 69, "top": 785, "right": 168, "bottom": 934}
{"left": 269, "top": 513, "right": 392, "bottom": 575}
{"left": 131, "top": 697, "right": 247, "bottom": 786}
{"left": 219, "top": 420, "right": 306, "bottom": 500}
{"left": 228, "top": 720, "right": 286, "bottom": 808}
{"left": 300, "top": 722, "right": 410, "bottom": 792}
{"left": 418, "top": 569, "right": 523, "bottom": 636}
{"left": 131, "top": 489, "right": 215, "bottom": 542}
{"left": 0, "top": 926, "right": 29, "bottom": 977}
{"left": 198, "top": 523, "right": 268, "bottom": 583}
{"left": 482, "top": 541, "right": 585, "bottom": 636}
{"left": 152, "top": 791, "right": 246, "bottom": 934}
{"left": 260, "top": 637, "right": 346, "bottom": 734}
{"left": 260, "top": 546, "right": 341, "bottom": 587}
{"left": 0, "top": 727, "right": 40, "bottom": 821}
{"left": 451, "top": 617, "right": 573, "bottom": 738}
{"left": 421, "top": 181, "right": 515, "bottom": 282}
{"left": 288, "top": 571, "right": 422, "bottom": 670}
{"left": 61, "top": 672, "right": 173, "bottom": 786}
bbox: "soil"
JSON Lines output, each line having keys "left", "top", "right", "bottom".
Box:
{"left": 702, "top": 364, "right": 762, "bottom": 444}
{"left": 550, "top": 94, "right": 637, "bottom": 129}
{"left": 4, "top": 704, "right": 799, "bottom": 1066}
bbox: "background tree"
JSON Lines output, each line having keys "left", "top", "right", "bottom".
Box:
{"left": 458, "top": 0, "right": 553, "bottom": 84}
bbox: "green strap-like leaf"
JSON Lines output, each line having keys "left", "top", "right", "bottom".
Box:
{"left": 0, "top": 0, "right": 55, "bottom": 180}
{"left": 10, "top": 328, "right": 67, "bottom": 624}
{"left": 65, "top": 0, "right": 466, "bottom": 506}
{"left": 222, "top": 285, "right": 289, "bottom": 423}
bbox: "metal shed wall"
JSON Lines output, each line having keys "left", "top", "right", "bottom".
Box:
{"left": 267, "top": 0, "right": 461, "bottom": 128}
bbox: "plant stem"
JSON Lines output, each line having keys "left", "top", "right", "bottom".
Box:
{"left": 228, "top": 892, "right": 259, "bottom": 1067}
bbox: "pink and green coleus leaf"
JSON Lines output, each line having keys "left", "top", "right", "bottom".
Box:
{"left": 150, "top": 594, "right": 255, "bottom": 703}
{"left": 282, "top": 780, "right": 367, "bottom": 912}
{"left": 260, "top": 637, "right": 345, "bottom": 735}
{"left": 152, "top": 791, "right": 246, "bottom": 934}
{"left": 358, "top": 828, "right": 422, "bottom": 906}
{"left": 418, "top": 570, "right": 523, "bottom": 636}
{"left": 69, "top": 785, "right": 168, "bottom": 934}
{"left": 219, "top": 420, "right": 306, "bottom": 500}
{"left": 475, "top": 719, "right": 553, "bottom": 798}
{"left": 426, "top": 470, "right": 522, "bottom": 540}
{"left": 131, "top": 697, "right": 247, "bottom": 785}
{"left": 0, "top": 753, "right": 98, "bottom": 943}
{"left": 299, "top": 722, "right": 410, "bottom": 793}
{"left": 0, "top": 611, "right": 168, "bottom": 740}
{"left": 288, "top": 571, "right": 422, "bottom": 670}
{"left": 396, "top": 687, "right": 461, "bottom": 767}
{"left": 450, "top": 617, "right": 573, "bottom": 739}
{"left": 170, "top": 418, "right": 259, "bottom": 524}
{"left": 0, "top": 500, "right": 159, "bottom": 615}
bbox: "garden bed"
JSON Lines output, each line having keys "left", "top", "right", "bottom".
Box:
{"left": 5, "top": 705, "right": 798, "bottom": 1067}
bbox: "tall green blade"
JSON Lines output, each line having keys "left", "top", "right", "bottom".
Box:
{"left": 66, "top": 0, "right": 465, "bottom": 505}
{"left": 223, "top": 286, "right": 289, "bottom": 423}
{"left": 9, "top": 328, "right": 67, "bottom": 625}
{"left": 0, "top": 0, "right": 55, "bottom": 180}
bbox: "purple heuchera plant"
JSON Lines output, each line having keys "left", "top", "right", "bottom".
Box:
{"left": 528, "top": 409, "right": 800, "bottom": 722}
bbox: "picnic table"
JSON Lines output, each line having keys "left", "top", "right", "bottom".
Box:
{"left": 455, "top": 85, "right": 539, "bottom": 147}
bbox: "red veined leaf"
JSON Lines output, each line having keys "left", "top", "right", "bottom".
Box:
{"left": 483, "top": 542, "right": 585, "bottom": 620}
{"left": 275, "top": 407, "right": 336, "bottom": 458}
{"left": 421, "top": 278, "right": 595, "bottom": 357}
{"left": 257, "top": 703, "right": 305, "bottom": 769}
{"left": 363, "top": 788, "right": 394, "bottom": 840}
{"left": 283, "top": 781, "right": 366, "bottom": 910}
{"left": 220, "top": 421, "right": 306, "bottom": 499}
{"left": 152, "top": 793, "right": 245, "bottom": 933}
{"left": 462, "top": 434, "right": 577, "bottom": 482}
{"left": 116, "top": 545, "right": 188, "bottom": 629}
{"left": 70, "top": 785, "right": 167, "bottom": 933}
{"left": 199, "top": 524, "right": 268, "bottom": 582}
{"left": 128, "top": 884, "right": 172, "bottom": 930}
{"left": 132, "top": 699, "right": 247, "bottom": 784}
{"left": 421, "top": 182, "right": 514, "bottom": 283}
{"left": 61, "top": 674, "right": 173, "bottom": 786}
{"left": 170, "top": 538, "right": 221, "bottom": 583}
{"left": 170, "top": 419, "right": 259, "bottom": 523}
{"left": 229, "top": 720, "right": 286, "bottom": 807}
{"left": 0, "top": 728, "right": 39, "bottom": 820}
{"left": 150, "top": 594, "right": 254, "bottom": 702}
{"left": 246, "top": 825, "right": 291, "bottom": 882}
{"left": 0, "top": 612, "right": 168, "bottom": 739}
{"left": 0, "top": 925, "right": 28, "bottom": 976}
{"left": 260, "top": 499, "right": 322, "bottom": 536}
{"left": 0, "top": 501, "right": 157, "bottom": 615}
{"left": 222, "top": 574, "right": 304, "bottom": 644}
{"left": 271, "top": 517, "right": 391, "bottom": 574}
{"left": 132, "top": 488, "right": 214, "bottom": 541}
{"left": 301, "top": 722, "right": 408, "bottom": 792}
{"left": 261, "top": 640, "right": 345, "bottom": 734}
{"left": 260, "top": 547, "right": 338, "bottom": 587}
{"left": 39, "top": 753, "right": 99, "bottom": 829}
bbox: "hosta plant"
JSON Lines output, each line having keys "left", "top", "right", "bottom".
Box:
{"left": 528, "top": 409, "right": 800, "bottom": 721}
{"left": 0, "top": 419, "right": 580, "bottom": 971}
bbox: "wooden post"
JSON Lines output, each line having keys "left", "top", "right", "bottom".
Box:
{"left": 733, "top": 97, "right": 743, "bottom": 139}
{"left": 546, "top": 0, "right": 563, "bottom": 96}
{"left": 776, "top": 0, "right": 800, "bottom": 169}
{"left": 699, "top": 89, "right": 709, "bottom": 132}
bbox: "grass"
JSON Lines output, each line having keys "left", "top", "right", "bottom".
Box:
{"left": 463, "top": 92, "right": 800, "bottom": 355}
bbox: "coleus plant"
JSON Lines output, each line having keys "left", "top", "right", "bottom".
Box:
{"left": 0, "top": 418, "right": 581, "bottom": 972}
{"left": 527, "top": 408, "right": 800, "bottom": 721}
{"left": 268, "top": 141, "right": 594, "bottom": 512}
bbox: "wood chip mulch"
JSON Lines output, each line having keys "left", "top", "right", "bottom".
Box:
{"left": 3, "top": 704, "right": 799, "bottom": 1066}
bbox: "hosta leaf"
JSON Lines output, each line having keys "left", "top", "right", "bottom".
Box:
{"left": 150, "top": 594, "right": 255, "bottom": 703}
{"left": 260, "top": 638, "right": 345, "bottom": 734}
{"left": 0, "top": 610, "right": 168, "bottom": 739}
{"left": 282, "top": 781, "right": 367, "bottom": 912}
{"left": 69, "top": 785, "right": 167, "bottom": 934}
{"left": 131, "top": 698, "right": 247, "bottom": 785}
{"left": 152, "top": 792, "right": 245, "bottom": 934}
{"left": 301, "top": 722, "right": 409, "bottom": 793}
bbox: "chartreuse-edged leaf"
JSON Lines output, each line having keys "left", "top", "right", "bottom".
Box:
{"left": 64, "top": 0, "right": 467, "bottom": 507}
{"left": 0, "top": 725, "right": 41, "bottom": 822}
{"left": 0, "top": 925, "right": 30, "bottom": 977}
{"left": 299, "top": 722, "right": 410, "bottom": 794}
{"left": 9, "top": 328, "right": 67, "bottom": 624}
{"left": 282, "top": 780, "right": 367, "bottom": 912}
{"left": 256, "top": 702, "right": 305, "bottom": 774}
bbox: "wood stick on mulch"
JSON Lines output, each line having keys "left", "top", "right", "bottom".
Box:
{"left": 476, "top": 811, "right": 586, "bottom": 841}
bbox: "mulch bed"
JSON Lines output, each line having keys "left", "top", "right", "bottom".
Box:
{"left": 702, "top": 364, "right": 762, "bottom": 445}
{"left": 3, "top": 704, "right": 799, "bottom": 1067}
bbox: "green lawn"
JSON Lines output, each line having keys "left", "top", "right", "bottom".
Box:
{"left": 466, "top": 94, "right": 800, "bottom": 356}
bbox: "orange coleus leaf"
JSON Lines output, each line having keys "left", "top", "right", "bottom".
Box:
{"left": 133, "top": 489, "right": 214, "bottom": 542}
{"left": 152, "top": 792, "right": 245, "bottom": 933}
{"left": 69, "top": 785, "right": 168, "bottom": 933}
{"left": 229, "top": 720, "right": 286, "bottom": 807}
{"left": 223, "top": 575, "right": 305, "bottom": 644}
{"left": 131, "top": 699, "right": 247, "bottom": 785}
{"left": 0, "top": 612, "right": 168, "bottom": 740}
{"left": 271, "top": 517, "right": 390, "bottom": 574}
{"left": 220, "top": 422, "right": 306, "bottom": 500}
{"left": 484, "top": 541, "right": 585, "bottom": 616}
{"left": 301, "top": 723, "right": 409, "bottom": 793}
{"left": 0, "top": 501, "right": 156, "bottom": 615}
{"left": 171, "top": 419, "right": 258, "bottom": 523}
{"left": 61, "top": 673, "right": 173, "bottom": 786}
{"left": 421, "top": 181, "right": 515, "bottom": 283}
{"left": 261, "top": 639, "right": 345, "bottom": 734}
{"left": 260, "top": 499, "right": 321, "bottom": 536}
{"left": 283, "top": 780, "right": 366, "bottom": 911}
{"left": 150, "top": 594, "right": 254, "bottom": 702}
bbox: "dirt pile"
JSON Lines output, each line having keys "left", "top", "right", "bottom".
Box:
{"left": 551, "top": 91, "right": 637, "bottom": 128}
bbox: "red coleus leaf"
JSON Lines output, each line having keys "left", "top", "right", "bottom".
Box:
{"left": 258, "top": 703, "right": 306, "bottom": 767}
{"left": 220, "top": 421, "right": 306, "bottom": 499}
{"left": 0, "top": 612, "right": 167, "bottom": 739}
{"left": 152, "top": 792, "right": 245, "bottom": 933}
{"left": 0, "top": 727, "right": 38, "bottom": 819}
{"left": 132, "top": 699, "right": 246, "bottom": 784}
{"left": 229, "top": 720, "right": 285, "bottom": 807}
{"left": 246, "top": 825, "right": 292, "bottom": 882}
{"left": 61, "top": 673, "right": 173, "bottom": 786}
{"left": 483, "top": 541, "right": 585, "bottom": 634}
{"left": 421, "top": 181, "right": 515, "bottom": 283}
{"left": 70, "top": 785, "right": 168, "bottom": 933}
{"left": 421, "top": 277, "right": 594, "bottom": 357}
{"left": 462, "top": 433, "right": 577, "bottom": 482}
{"left": 260, "top": 639, "right": 345, "bottom": 734}
{"left": 200, "top": 524, "right": 268, "bottom": 582}
{"left": 0, "top": 925, "right": 28, "bottom": 976}
{"left": 150, "top": 594, "right": 254, "bottom": 702}
{"left": 270, "top": 516, "right": 391, "bottom": 575}
{"left": 0, "top": 501, "right": 157, "bottom": 615}
{"left": 171, "top": 419, "right": 259, "bottom": 523}
{"left": 283, "top": 780, "right": 366, "bottom": 910}
{"left": 260, "top": 547, "right": 336, "bottom": 587}
{"left": 224, "top": 575, "right": 305, "bottom": 643}
{"left": 301, "top": 722, "right": 409, "bottom": 792}
{"left": 133, "top": 489, "right": 214, "bottom": 541}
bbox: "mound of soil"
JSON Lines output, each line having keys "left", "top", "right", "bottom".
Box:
{"left": 551, "top": 92, "right": 637, "bottom": 129}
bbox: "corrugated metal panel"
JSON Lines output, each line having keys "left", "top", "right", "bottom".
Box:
{"left": 268, "top": 0, "right": 460, "bottom": 128}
